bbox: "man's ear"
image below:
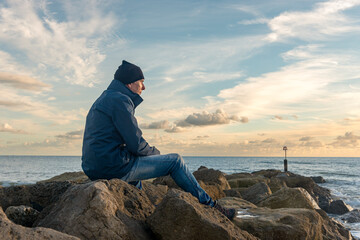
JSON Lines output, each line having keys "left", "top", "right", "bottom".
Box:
{"left": 126, "top": 83, "right": 131, "bottom": 88}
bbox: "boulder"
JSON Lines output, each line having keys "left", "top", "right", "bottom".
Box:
{"left": 220, "top": 198, "right": 353, "bottom": 240}
{"left": 142, "top": 181, "right": 168, "bottom": 206}
{"left": 241, "top": 182, "right": 272, "bottom": 204}
{"left": 152, "top": 175, "right": 179, "bottom": 189}
{"left": 5, "top": 205, "right": 39, "bottom": 227}
{"left": 146, "top": 189, "right": 258, "bottom": 240}
{"left": 258, "top": 187, "right": 320, "bottom": 210}
{"left": 217, "top": 197, "right": 257, "bottom": 209}
{"left": 36, "top": 179, "right": 156, "bottom": 240}
{"left": 326, "top": 200, "right": 353, "bottom": 215}
{"left": 267, "top": 177, "right": 287, "bottom": 193}
{"left": 224, "top": 189, "right": 242, "bottom": 198}
{"left": 227, "top": 176, "right": 268, "bottom": 188}
{"left": 37, "top": 171, "right": 90, "bottom": 184}
{"left": 311, "top": 176, "right": 326, "bottom": 183}
{"left": 193, "top": 166, "right": 231, "bottom": 190}
{"left": 340, "top": 209, "right": 360, "bottom": 223}
{"left": 225, "top": 172, "right": 253, "bottom": 180}
{"left": 252, "top": 169, "right": 282, "bottom": 178}
{"left": 0, "top": 207, "right": 79, "bottom": 240}
{"left": 199, "top": 180, "right": 226, "bottom": 200}
{"left": 0, "top": 181, "right": 74, "bottom": 212}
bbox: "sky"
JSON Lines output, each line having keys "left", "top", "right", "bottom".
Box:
{"left": 0, "top": 0, "right": 360, "bottom": 157}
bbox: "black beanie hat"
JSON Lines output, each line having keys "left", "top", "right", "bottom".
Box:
{"left": 114, "top": 60, "right": 144, "bottom": 84}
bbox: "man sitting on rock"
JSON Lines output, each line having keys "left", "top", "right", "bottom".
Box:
{"left": 81, "top": 60, "right": 235, "bottom": 220}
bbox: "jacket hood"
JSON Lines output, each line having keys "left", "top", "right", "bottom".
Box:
{"left": 107, "top": 79, "right": 143, "bottom": 108}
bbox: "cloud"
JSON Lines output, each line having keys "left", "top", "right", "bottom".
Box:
{"left": 273, "top": 115, "right": 284, "bottom": 120}
{"left": 266, "top": 0, "right": 360, "bottom": 42}
{"left": 0, "top": 123, "right": 27, "bottom": 134}
{"left": 176, "top": 109, "right": 248, "bottom": 127}
{"left": 0, "top": 0, "right": 120, "bottom": 86}
{"left": 193, "top": 135, "right": 210, "bottom": 140}
{"left": 0, "top": 72, "right": 50, "bottom": 91}
{"left": 238, "top": 18, "right": 269, "bottom": 25}
{"left": 299, "top": 136, "right": 314, "bottom": 141}
{"left": 55, "top": 130, "right": 84, "bottom": 140}
{"left": 140, "top": 120, "right": 170, "bottom": 129}
{"left": 164, "top": 126, "right": 186, "bottom": 133}
{"left": 330, "top": 132, "right": 360, "bottom": 147}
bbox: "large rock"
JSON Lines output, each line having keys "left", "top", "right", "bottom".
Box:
{"left": 199, "top": 180, "right": 226, "bottom": 200}
{"left": 0, "top": 207, "right": 79, "bottom": 240}
{"left": 36, "top": 179, "right": 156, "bottom": 240}
{"left": 227, "top": 176, "right": 268, "bottom": 188}
{"left": 241, "top": 182, "right": 272, "bottom": 204}
{"left": 193, "top": 166, "right": 231, "bottom": 190}
{"left": 37, "top": 171, "right": 90, "bottom": 184}
{"left": 146, "top": 189, "right": 258, "bottom": 240}
{"left": 340, "top": 209, "right": 360, "bottom": 223}
{"left": 142, "top": 181, "right": 168, "bottom": 206}
{"left": 5, "top": 205, "right": 39, "bottom": 227}
{"left": 219, "top": 198, "right": 354, "bottom": 240}
{"left": 0, "top": 181, "right": 74, "bottom": 211}
{"left": 326, "top": 200, "right": 353, "bottom": 215}
{"left": 258, "top": 187, "right": 320, "bottom": 210}
{"left": 252, "top": 169, "right": 282, "bottom": 178}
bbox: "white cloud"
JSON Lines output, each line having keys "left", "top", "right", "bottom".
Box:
{"left": 0, "top": 123, "right": 27, "bottom": 134}
{"left": 266, "top": 0, "right": 360, "bottom": 42}
{"left": 140, "top": 120, "right": 171, "bottom": 129}
{"left": 0, "top": 72, "right": 50, "bottom": 91}
{"left": 0, "top": 0, "right": 120, "bottom": 86}
{"left": 56, "top": 130, "right": 84, "bottom": 140}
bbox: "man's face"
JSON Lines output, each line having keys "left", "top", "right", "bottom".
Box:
{"left": 127, "top": 79, "right": 145, "bottom": 95}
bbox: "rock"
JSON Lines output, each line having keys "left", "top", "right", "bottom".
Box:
{"left": 220, "top": 198, "right": 353, "bottom": 240}
{"left": 340, "top": 209, "right": 360, "bottom": 223}
{"left": 225, "top": 172, "right": 253, "bottom": 180}
{"left": 36, "top": 179, "right": 155, "bottom": 240}
{"left": 241, "top": 182, "right": 272, "bottom": 204}
{"left": 258, "top": 187, "right": 320, "bottom": 210}
{"left": 37, "top": 171, "right": 90, "bottom": 184}
{"left": 0, "top": 207, "right": 79, "bottom": 240}
{"left": 217, "top": 197, "right": 257, "bottom": 209}
{"left": 268, "top": 177, "right": 287, "bottom": 193}
{"left": 193, "top": 167, "right": 231, "bottom": 190}
{"left": 199, "top": 180, "right": 226, "bottom": 200}
{"left": 276, "top": 172, "right": 332, "bottom": 211}
{"left": 326, "top": 200, "right": 353, "bottom": 215}
{"left": 146, "top": 189, "right": 258, "bottom": 240}
{"left": 142, "top": 181, "right": 168, "bottom": 206}
{"left": 5, "top": 205, "right": 39, "bottom": 227}
{"left": 152, "top": 175, "right": 180, "bottom": 189}
{"left": 252, "top": 169, "right": 282, "bottom": 178}
{"left": 227, "top": 176, "right": 268, "bottom": 188}
{"left": 224, "top": 189, "right": 242, "bottom": 198}
{"left": 311, "top": 176, "right": 326, "bottom": 183}
{"left": 0, "top": 181, "right": 74, "bottom": 212}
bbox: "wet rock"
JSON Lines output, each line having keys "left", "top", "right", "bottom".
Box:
{"left": 221, "top": 198, "right": 353, "bottom": 240}
{"left": 36, "top": 179, "right": 156, "bottom": 240}
{"left": 0, "top": 181, "right": 74, "bottom": 212}
{"left": 258, "top": 187, "right": 320, "bottom": 210}
{"left": 5, "top": 205, "right": 39, "bottom": 227}
{"left": 326, "top": 200, "right": 353, "bottom": 215}
{"left": 37, "top": 171, "right": 90, "bottom": 184}
{"left": 311, "top": 176, "right": 326, "bottom": 183}
{"left": 0, "top": 207, "right": 79, "bottom": 240}
{"left": 242, "top": 182, "right": 272, "bottom": 204}
{"left": 146, "top": 189, "right": 258, "bottom": 240}
{"left": 340, "top": 209, "right": 360, "bottom": 223}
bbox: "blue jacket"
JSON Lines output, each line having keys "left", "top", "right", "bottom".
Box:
{"left": 81, "top": 79, "right": 160, "bottom": 180}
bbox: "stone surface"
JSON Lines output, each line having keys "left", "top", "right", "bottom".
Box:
{"left": 0, "top": 181, "right": 74, "bottom": 212}
{"left": 326, "top": 200, "right": 353, "bottom": 215}
{"left": 227, "top": 176, "right": 268, "bottom": 188}
{"left": 142, "top": 181, "right": 168, "bottom": 206}
{"left": 37, "top": 171, "right": 90, "bottom": 184}
{"left": 193, "top": 166, "right": 231, "bottom": 190}
{"left": 340, "top": 209, "right": 360, "bottom": 223}
{"left": 311, "top": 176, "right": 326, "bottom": 183}
{"left": 0, "top": 207, "right": 79, "bottom": 240}
{"left": 224, "top": 189, "right": 243, "bottom": 198}
{"left": 36, "top": 179, "right": 156, "bottom": 240}
{"left": 5, "top": 205, "right": 39, "bottom": 227}
{"left": 252, "top": 169, "right": 282, "bottom": 178}
{"left": 258, "top": 187, "right": 320, "bottom": 210}
{"left": 220, "top": 198, "right": 353, "bottom": 240}
{"left": 241, "top": 182, "right": 272, "bottom": 204}
{"left": 147, "top": 189, "right": 258, "bottom": 240}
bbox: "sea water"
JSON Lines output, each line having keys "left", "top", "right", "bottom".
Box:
{"left": 0, "top": 155, "right": 359, "bottom": 238}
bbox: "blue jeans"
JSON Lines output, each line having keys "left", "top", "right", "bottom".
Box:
{"left": 120, "top": 153, "right": 214, "bottom": 206}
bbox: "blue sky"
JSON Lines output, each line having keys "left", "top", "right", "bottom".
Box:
{"left": 1, "top": 0, "right": 360, "bottom": 156}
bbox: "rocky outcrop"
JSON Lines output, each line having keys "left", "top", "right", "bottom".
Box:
{"left": 146, "top": 189, "right": 258, "bottom": 240}
{"left": 340, "top": 209, "right": 360, "bottom": 223}
{"left": 241, "top": 182, "right": 272, "bottom": 204}
{"left": 36, "top": 179, "right": 155, "bottom": 240}
{"left": 258, "top": 187, "right": 320, "bottom": 210}
{"left": 0, "top": 207, "right": 79, "bottom": 240}
{"left": 219, "top": 198, "right": 353, "bottom": 240}
{"left": 0, "top": 181, "right": 74, "bottom": 212}
{"left": 325, "top": 200, "right": 353, "bottom": 215}
{"left": 37, "top": 171, "right": 90, "bottom": 184}
{"left": 193, "top": 166, "right": 231, "bottom": 190}
{"left": 5, "top": 205, "right": 39, "bottom": 227}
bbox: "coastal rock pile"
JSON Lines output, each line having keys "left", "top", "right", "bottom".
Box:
{"left": 0, "top": 168, "right": 357, "bottom": 240}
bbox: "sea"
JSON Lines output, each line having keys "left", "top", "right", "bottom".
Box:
{"left": 0, "top": 155, "right": 359, "bottom": 238}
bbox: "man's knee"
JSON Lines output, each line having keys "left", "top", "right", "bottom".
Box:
{"left": 168, "top": 153, "right": 184, "bottom": 166}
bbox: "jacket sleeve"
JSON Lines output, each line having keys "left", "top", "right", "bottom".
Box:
{"left": 112, "top": 98, "right": 160, "bottom": 156}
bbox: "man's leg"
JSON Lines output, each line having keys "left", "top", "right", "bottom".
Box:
{"left": 121, "top": 153, "right": 214, "bottom": 206}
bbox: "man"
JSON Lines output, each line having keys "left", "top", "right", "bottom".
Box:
{"left": 82, "top": 60, "right": 236, "bottom": 220}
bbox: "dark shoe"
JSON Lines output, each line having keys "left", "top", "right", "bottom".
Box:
{"left": 213, "top": 201, "right": 236, "bottom": 220}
